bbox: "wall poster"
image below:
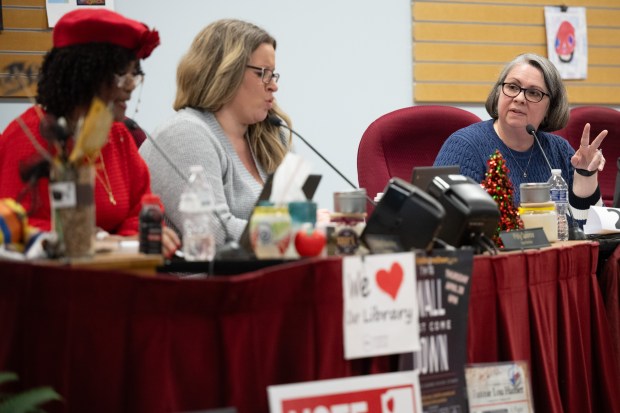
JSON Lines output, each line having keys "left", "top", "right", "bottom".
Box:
{"left": 46, "top": 0, "right": 115, "bottom": 27}
{"left": 544, "top": 6, "right": 588, "bottom": 80}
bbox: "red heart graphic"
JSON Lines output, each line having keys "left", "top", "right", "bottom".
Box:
{"left": 376, "top": 262, "right": 404, "bottom": 300}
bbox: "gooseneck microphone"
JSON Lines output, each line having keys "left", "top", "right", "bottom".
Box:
{"left": 527, "top": 124, "right": 554, "bottom": 172}
{"left": 526, "top": 124, "right": 586, "bottom": 240}
{"left": 268, "top": 115, "right": 376, "bottom": 206}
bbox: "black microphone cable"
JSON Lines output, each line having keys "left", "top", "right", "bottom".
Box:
{"left": 527, "top": 124, "right": 554, "bottom": 172}
{"left": 268, "top": 115, "right": 376, "bottom": 206}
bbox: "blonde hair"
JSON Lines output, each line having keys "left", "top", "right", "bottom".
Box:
{"left": 174, "top": 19, "right": 291, "bottom": 173}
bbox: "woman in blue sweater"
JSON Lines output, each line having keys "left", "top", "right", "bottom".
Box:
{"left": 434, "top": 53, "right": 607, "bottom": 223}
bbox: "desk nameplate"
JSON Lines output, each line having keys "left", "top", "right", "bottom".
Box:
{"left": 500, "top": 228, "right": 550, "bottom": 250}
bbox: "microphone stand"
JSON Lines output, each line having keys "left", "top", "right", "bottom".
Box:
{"left": 527, "top": 124, "right": 586, "bottom": 240}
{"left": 269, "top": 116, "right": 376, "bottom": 206}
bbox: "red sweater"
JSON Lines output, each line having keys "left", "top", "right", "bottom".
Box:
{"left": 0, "top": 106, "right": 152, "bottom": 236}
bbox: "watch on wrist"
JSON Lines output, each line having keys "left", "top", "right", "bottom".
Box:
{"left": 575, "top": 168, "right": 597, "bottom": 177}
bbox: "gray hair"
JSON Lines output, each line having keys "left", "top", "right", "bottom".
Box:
{"left": 485, "top": 53, "right": 569, "bottom": 132}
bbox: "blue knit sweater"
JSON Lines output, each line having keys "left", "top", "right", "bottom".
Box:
{"left": 434, "top": 120, "right": 601, "bottom": 224}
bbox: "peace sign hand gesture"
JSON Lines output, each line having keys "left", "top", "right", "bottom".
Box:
{"left": 570, "top": 123, "right": 608, "bottom": 173}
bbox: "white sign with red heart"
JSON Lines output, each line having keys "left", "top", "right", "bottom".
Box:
{"left": 342, "top": 252, "right": 420, "bottom": 360}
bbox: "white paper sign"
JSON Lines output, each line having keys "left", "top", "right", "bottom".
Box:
{"left": 268, "top": 370, "right": 423, "bottom": 413}
{"left": 583, "top": 206, "right": 620, "bottom": 235}
{"left": 544, "top": 6, "right": 588, "bottom": 79}
{"left": 343, "top": 252, "right": 419, "bottom": 360}
{"left": 466, "top": 361, "right": 534, "bottom": 413}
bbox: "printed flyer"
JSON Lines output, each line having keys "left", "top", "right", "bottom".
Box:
{"left": 399, "top": 249, "right": 473, "bottom": 413}
{"left": 466, "top": 361, "right": 534, "bottom": 413}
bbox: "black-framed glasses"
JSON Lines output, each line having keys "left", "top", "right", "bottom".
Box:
{"left": 246, "top": 65, "right": 280, "bottom": 84}
{"left": 501, "top": 82, "right": 550, "bottom": 103}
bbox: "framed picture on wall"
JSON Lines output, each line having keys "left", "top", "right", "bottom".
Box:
{"left": 46, "top": 0, "right": 116, "bottom": 27}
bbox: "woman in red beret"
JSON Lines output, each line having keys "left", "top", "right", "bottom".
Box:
{"left": 0, "top": 9, "right": 180, "bottom": 257}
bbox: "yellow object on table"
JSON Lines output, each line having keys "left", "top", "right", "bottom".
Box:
{"left": 519, "top": 201, "right": 558, "bottom": 242}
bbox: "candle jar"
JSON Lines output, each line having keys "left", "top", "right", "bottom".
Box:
{"left": 329, "top": 212, "right": 366, "bottom": 255}
{"left": 330, "top": 190, "right": 367, "bottom": 255}
{"left": 519, "top": 202, "right": 558, "bottom": 242}
{"left": 249, "top": 205, "right": 292, "bottom": 259}
{"left": 49, "top": 163, "right": 95, "bottom": 259}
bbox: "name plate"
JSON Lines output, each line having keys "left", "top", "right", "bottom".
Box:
{"left": 499, "top": 228, "right": 550, "bottom": 250}
{"left": 465, "top": 361, "right": 534, "bottom": 413}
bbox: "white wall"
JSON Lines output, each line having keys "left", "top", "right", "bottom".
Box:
{"left": 0, "top": 0, "right": 486, "bottom": 210}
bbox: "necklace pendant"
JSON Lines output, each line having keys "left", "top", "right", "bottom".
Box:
{"left": 109, "top": 193, "right": 117, "bottom": 205}
{"left": 523, "top": 172, "right": 527, "bottom": 178}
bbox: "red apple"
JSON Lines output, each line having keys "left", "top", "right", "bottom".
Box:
{"left": 294, "top": 227, "right": 326, "bottom": 257}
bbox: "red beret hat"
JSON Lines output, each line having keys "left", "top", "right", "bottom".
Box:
{"left": 53, "top": 9, "right": 160, "bottom": 59}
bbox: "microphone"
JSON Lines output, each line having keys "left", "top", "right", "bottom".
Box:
{"left": 142, "top": 129, "right": 249, "bottom": 260}
{"left": 526, "top": 124, "right": 586, "bottom": 240}
{"left": 268, "top": 115, "right": 376, "bottom": 206}
{"left": 527, "top": 124, "right": 554, "bottom": 172}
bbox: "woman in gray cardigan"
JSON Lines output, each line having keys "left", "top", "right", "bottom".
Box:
{"left": 140, "top": 19, "right": 292, "bottom": 246}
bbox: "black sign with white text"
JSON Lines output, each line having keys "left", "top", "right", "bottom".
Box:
{"left": 400, "top": 249, "right": 473, "bottom": 413}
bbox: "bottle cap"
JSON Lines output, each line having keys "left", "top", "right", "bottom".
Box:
{"left": 142, "top": 194, "right": 163, "bottom": 211}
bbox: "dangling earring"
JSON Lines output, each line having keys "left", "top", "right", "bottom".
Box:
{"left": 131, "top": 80, "right": 144, "bottom": 119}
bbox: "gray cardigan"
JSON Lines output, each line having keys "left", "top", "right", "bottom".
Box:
{"left": 140, "top": 108, "right": 268, "bottom": 245}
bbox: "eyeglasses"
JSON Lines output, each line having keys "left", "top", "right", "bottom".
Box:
{"left": 246, "top": 65, "right": 280, "bottom": 84}
{"left": 501, "top": 82, "right": 550, "bottom": 103}
{"left": 115, "top": 72, "right": 144, "bottom": 89}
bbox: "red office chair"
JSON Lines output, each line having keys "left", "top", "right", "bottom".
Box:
{"left": 357, "top": 105, "right": 481, "bottom": 211}
{"left": 554, "top": 106, "right": 620, "bottom": 205}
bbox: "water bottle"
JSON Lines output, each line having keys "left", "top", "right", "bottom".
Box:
{"left": 548, "top": 169, "right": 569, "bottom": 241}
{"left": 139, "top": 194, "right": 163, "bottom": 254}
{"left": 179, "top": 165, "right": 216, "bottom": 261}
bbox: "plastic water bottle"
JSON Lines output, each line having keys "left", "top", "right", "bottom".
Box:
{"left": 548, "top": 169, "right": 569, "bottom": 241}
{"left": 179, "top": 165, "right": 216, "bottom": 261}
{"left": 139, "top": 194, "right": 163, "bottom": 254}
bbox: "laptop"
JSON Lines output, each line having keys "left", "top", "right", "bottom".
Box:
{"left": 238, "top": 174, "right": 322, "bottom": 253}
{"left": 410, "top": 165, "right": 460, "bottom": 192}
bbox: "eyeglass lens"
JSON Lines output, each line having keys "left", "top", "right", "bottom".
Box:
{"left": 247, "top": 65, "right": 279, "bottom": 84}
{"left": 116, "top": 73, "right": 143, "bottom": 88}
{"left": 502, "top": 83, "right": 546, "bottom": 103}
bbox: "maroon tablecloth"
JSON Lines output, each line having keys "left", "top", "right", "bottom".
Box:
{"left": 0, "top": 242, "right": 618, "bottom": 413}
